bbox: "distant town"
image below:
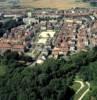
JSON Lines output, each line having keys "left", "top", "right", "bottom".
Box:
{"left": 0, "top": 7, "right": 97, "bottom": 64}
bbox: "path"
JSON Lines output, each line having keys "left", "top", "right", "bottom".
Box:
{"left": 74, "top": 81, "right": 90, "bottom": 100}
{"left": 75, "top": 81, "right": 84, "bottom": 94}
{"left": 78, "top": 82, "right": 90, "bottom": 100}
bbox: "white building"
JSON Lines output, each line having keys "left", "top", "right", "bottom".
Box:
{"left": 23, "top": 18, "right": 39, "bottom": 25}
{"left": 27, "top": 12, "right": 32, "bottom": 18}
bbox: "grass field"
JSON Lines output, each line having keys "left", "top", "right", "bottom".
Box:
{"left": 20, "top": 0, "right": 90, "bottom": 9}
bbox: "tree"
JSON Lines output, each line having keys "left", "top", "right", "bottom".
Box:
{"left": 90, "top": 87, "right": 97, "bottom": 99}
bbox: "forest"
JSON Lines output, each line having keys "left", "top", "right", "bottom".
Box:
{"left": 0, "top": 47, "right": 97, "bottom": 99}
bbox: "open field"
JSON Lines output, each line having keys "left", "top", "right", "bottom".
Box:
{"left": 20, "top": 0, "right": 90, "bottom": 9}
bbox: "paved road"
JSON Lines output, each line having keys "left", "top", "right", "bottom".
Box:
{"left": 74, "top": 81, "right": 90, "bottom": 100}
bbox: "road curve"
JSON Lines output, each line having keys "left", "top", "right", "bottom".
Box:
{"left": 78, "top": 82, "right": 90, "bottom": 100}
{"left": 75, "top": 81, "right": 84, "bottom": 94}
{"left": 74, "top": 81, "right": 90, "bottom": 100}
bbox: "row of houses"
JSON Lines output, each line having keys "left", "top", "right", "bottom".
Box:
{"left": 0, "top": 41, "right": 25, "bottom": 53}
{"left": 0, "top": 22, "right": 40, "bottom": 53}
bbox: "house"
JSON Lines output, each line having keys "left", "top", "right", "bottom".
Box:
{"left": 52, "top": 41, "right": 69, "bottom": 57}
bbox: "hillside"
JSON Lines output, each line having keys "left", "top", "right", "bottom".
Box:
{"left": 20, "top": 0, "right": 89, "bottom": 9}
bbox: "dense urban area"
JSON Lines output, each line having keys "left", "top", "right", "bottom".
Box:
{"left": 0, "top": 6, "right": 97, "bottom": 100}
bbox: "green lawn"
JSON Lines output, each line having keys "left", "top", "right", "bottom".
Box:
{"left": 82, "top": 91, "right": 91, "bottom": 100}
{"left": 71, "top": 82, "right": 81, "bottom": 92}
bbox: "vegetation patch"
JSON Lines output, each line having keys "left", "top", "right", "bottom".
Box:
{"left": 0, "top": 64, "right": 6, "bottom": 76}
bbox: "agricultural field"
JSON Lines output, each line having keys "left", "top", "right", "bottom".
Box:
{"left": 20, "top": 0, "right": 90, "bottom": 9}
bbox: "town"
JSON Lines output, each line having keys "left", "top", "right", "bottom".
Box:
{"left": 0, "top": 7, "right": 97, "bottom": 64}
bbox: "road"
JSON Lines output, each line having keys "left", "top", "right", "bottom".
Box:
{"left": 74, "top": 81, "right": 90, "bottom": 100}
{"left": 75, "top": 81, "right": 84, "bottom": 94}
{"left": 78, "top": 82, "right": 90, "bottom": 100}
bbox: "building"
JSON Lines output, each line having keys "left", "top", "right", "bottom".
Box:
{"left": 0, "top": 42, "right": 25, "bottom": 53}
